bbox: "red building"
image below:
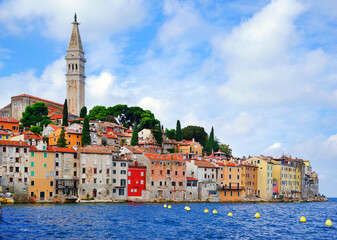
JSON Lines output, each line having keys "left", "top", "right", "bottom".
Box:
{"left": 128, "top": 164, "right": 146, "bottom": 198}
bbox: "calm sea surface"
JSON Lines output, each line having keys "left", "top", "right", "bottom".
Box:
{"left": 0, "top": 199, "right": 336, "bottom": 239}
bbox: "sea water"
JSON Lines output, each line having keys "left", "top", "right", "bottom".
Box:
{"left": 1, "top": 199, "right": 336, "bottom": 239}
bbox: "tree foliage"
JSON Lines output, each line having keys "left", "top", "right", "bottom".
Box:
{"left": 62, "top": 99, "right": 68, "bottom": 126}
{"left": 207, "top": 127, "right": 215, "bottom": 155}
{"left": 88, "top": 104, "right": 160, "bottom": 130}
{"left": 57, "top": 127, "right": 68, "bottom": 148}
{"left": 152, "top": 129, "right": 163, "bottom": 146}
{"left": 81, "top": 117, "right": 91, "bottom": 147}
{"left": 175, "top": 120, "right": 182, "bottom": 141}
{"left": 165, "top": 128, "right": 176, "bottom": 139}
{"left": 219, "top": 144, "right": 232, "bottom": 158}
{"left": 29, "top": 126, "right": 42, "bottom": 135}
{"left": 21, "top": 102, "right": 51, "bottom": 127}
{"left": 131, "top": 125, "right": 139, "bottom": 146}
{"left": 181, "top": 125, "right": 208, "bottom": 147}
{"left": 80, "top": 106, "right": 87, "bottom": 118}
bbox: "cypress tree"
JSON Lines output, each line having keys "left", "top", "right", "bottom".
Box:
{"left": 57, "top": 127, "right": 68, "bottom": 147}
{"left": 175, "top": 120, "right": 182, "bottom": 141}
{"left": 81, "top": 116, "right": 91, "bottom": 147}
{"left": 131, "top": 125, "right": 139, "bottom": 146}
{"left": 80, "top": 106, "right": 87, "bottom": 118}
{"left": 208, "top": 127, "right": 215, "bottom": 155}
{"left": 62, "top": 99, "right": 68, "bottom": 126}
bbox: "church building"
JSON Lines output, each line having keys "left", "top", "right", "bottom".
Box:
{"left": 0, "top": 14, "right": 86, "bottom": 120}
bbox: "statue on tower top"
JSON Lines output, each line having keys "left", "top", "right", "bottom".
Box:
{"left": 74, "top": 12, "right": 77, "bottom": 22}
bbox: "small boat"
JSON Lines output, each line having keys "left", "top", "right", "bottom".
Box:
{"left": 65, "top": 197, "right": 78, "bottom": 203}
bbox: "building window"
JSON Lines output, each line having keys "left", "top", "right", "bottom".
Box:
{"left": 121, "top": 170, "right": 126, "bottom": 174}
{"left": 44, "top": 163, "right": 47, "bottom": 168}
{"left": 121, "top": 179, "right": 126, "bottom": 186}
{"left": 30, "top": 192, "right": 34, "bottom": 198}
{"left": 94, "top": 168, "right": 97, "bottom": 174}
{"left": 141, "top": 180, "right": 144, "bottom": 184}
{"left": 160, "top": 170, "right": 163, "bottom": 175}
{"left": 31, "top": 162, "right": 34, "bottom": 167}
{"left": 167, "top": 169, "right": 171, "bottom": 175}
{"left": 82, "top": 168, "right": 86, "bottom": 174}
{"left": 152, "top": 170, "right": 154, "bottom": 175}
{"left": 238, "top": 191, "right": 240, "bottom": 197}
{"left": 179, "top": 182, "right": 183, "bottom": 186}
{"left": 237, "top": 175, "right": 239, "bottom": 180}
{"left": 49, "top": 192, "right": 53, "bottom": 197}
{"left": 15, "top": 157, "right": 19, "bottom": 163}
{"left": 9, "top": 177, "right": 13, "bottom": 182}
{"left": 50, "top": 181, "right": 53, "bottom": 187}
{"left": 121, "top": 162, "right": 126, "bottom": 167}
{"left": 113, "top": 170, "right": 116, "bottom": 174}
{"left": 31, "top": 180, "right": 35, "bottom": 186}
{"left": 175, "top": 171, "right": 178, "bottom": 176}
{"left": 113, "top": 162, "right": 116, "bottom": 166}
{"left": 56, "top": 162, "right": 59, "bottom": 167}
{"left": 31, "top": 171, "right": 35, "bottom": 176}
{"left": 141, "top": 171, "right": 144, "bottom": 176}
{"left": 230, "top": 190, "right": 233, "bottom": 196}
{"left": 113, "top": 189, "right": 116, "bottom": 193}
{"left": 15, "top": 167, "right": 19, "bottom": 172}
{"left": 151, "top": 181, "right": 154, "bottom": 186}
{"left": 74, "top": 171, "right": 77, "bottom": 177}
{"left": 93, "top": 178, "right": 97, "bottom": 183}
{"left": 118, "top": 189, "right": 124, "bottom": 196}
{"left": 44, "top": 152, "right": 47, "bottom": 158}
{"left": 172, "top": 182, "right": 176, "bottom": 186}
{"left": 3, "top": 147, "right": 6, "bottom": 152}
{"left": 82, "top": 178, "right": 85, "bottom": 183}
{"left": 183, "top": 171, "right": 185, "bottom": 176}
{"left": 56, "top": 171, "right": 59, "bottom": 176}
{"left": 16, "top": 148, "right": 19, "bottom": 153}
{"left": 229, "top": 175, "right": 231, "bottom": 179}
{"left": 113, "top": 179, "right": 116, "bottom": 183}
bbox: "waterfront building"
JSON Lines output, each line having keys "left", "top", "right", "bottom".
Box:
{"left": 54, "top": 147, "right": 79, "bottom": 202}
{"left": 301, "top": 160, "right": 319, "bottom": 199}
{"left": 186, "top": 159, "right": 220, "bottom": 201}
{"left": 112, "top": 158, "right": 129, "bottom": 201}
{"left": 29, "top": 142, "right": 55, "bottom": 201}
{"left": 0, "top": 117, "right": 19, "bottom": 134}
{"left": 185, "top": 177, "right": 199, "bottom": 201}
{"left": 219, "top": 162, "right": 244, "bottom": 201}
{"left": 0, "top": 140, "right": 29, "bottom": 202}
{"left": 77, "top": 146, "right": 112, "bottom": 200}
{"left": 241, "top": 163, "right": 258, "bottom": 197}
{"left": 245, "top": 156, "right": 273, "bottom": 201}
{"left": 127, "top": 162, "right": 146, "bottom": 200}
{"left": 138, "top": 154, "right": 187, "bottom": 201}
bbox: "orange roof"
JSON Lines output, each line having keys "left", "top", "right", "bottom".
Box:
{"left": 52, "top": 147, "right": 76, "bottom": 153}
{"left": 78, "top": 146, "right": 112, "bottom": 154}
{"left": 50, "top": 114, "right": 63, "bottom": 120}
{"left": 189, "top": 160, "right": 218, "bottom": 168}
{"left": 124, "top": 146, "right": 143, "bottom": 154}
{"left": 0, "top": 131, "right": 10, "bottom": 135}
{"left": 66, "top": 129, "right": 82, "bottom": 135}
{"left": 103, "top": 134, "right": 117, "bottom": 139}
{"left": 12, "top": 94, "right": 63, "bottom": 107}
{"left": 0, "top": 140, "right": 29, "bottom": 146}
{"left": 187, "top": 177, "right": 198, "bottom": 181}
{"left": 144, "top": 154, "right": 185, "bottom": 161}
{"left": 226, "top": 162, "right": 240, "bottom": 167}
{"left": 0, "top": 117, "right": 19, "bottom": 123}
{"left": 29, "top": 146, "right": 55, "bottom": 152}
{"left": 48, "top": 124, "right": 60, "bottom": 130}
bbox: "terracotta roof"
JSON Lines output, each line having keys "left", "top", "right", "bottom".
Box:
{"left": 103, "top": 134, "right": 117, "bottom": 139}
{"left": 66, "top": 129, "right": 82, "bottom": 135}
{"left": 48, "top": 125, "right": 60, "bottom": 131}
{"left": 0, "top": 131, "right": 10, "bottom": 135}
{"left": 187, "top": 177, "right": 198, "bottom": 181}
{"left": 0, "top": 117, "right": 19, "bottom": 123}
{"left": 52, "top": 147, "right": 76, "bottom": 153}
{"left": 139, "top": 147, "right": 158, "bottom": 154}
{"left": 78, "top": 146, "right": 112, "bottom": 154}
{"left": 12, "top": 94, "right": 63, "bottom": 107}
{"left": 50, "top": 114, "right": 63, "bottom": 120}
{"left": 124, "top": 146, "right": 143, "bottom": 154}
{"left": 144, "top": 154, "right": 185, "bottom": 161}
{"left": 0, "top": 140, "right": 29, "bottom": 146}
{"left": 188, "top": 160, "right": 219, "bottom": 168}
{"left": 29, "top": 146, "right": 55, "bottom": 152}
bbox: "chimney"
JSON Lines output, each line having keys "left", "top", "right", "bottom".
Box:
{"left": 192, "top": 138, "right": 195, "bottom": 142}
{"left": 19, "top": 140, "right": 22, "bottom": 145}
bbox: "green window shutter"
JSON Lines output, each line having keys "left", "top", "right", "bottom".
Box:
{"left": 31, "top": 171, "right": 35, "bottom": 177}
{"left": 31, "top": 152, "right": 34, "bottom": 157}
{"left": 44, "top": 152, "right": 47, "bottom": 158}
{"left": 44, "top": 163, "right": 47, "bottom": 168}
{"left": 31, "top": 162, "right": 34, "bottom": 167}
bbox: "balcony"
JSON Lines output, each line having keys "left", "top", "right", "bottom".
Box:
{"left": 221, "top": 185, "right": 244, "bottom": 190}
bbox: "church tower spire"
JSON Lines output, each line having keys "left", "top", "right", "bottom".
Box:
{"left": 65, "top": 13, "right": 86, "bottom": 116}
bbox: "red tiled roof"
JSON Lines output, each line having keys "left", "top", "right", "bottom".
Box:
{"left": 0, "top": 117, "right": 19, "bottom": 123}
{"left": 52, "top": 147, "right": 76, "bottom": 153}
{"left": 12, "top": 94, "right": 63, "bottom": 107}
{"left": 188, "top": 160, "right": 219, "bottom": 168}
{"left": 0, "top": 140, "right": 29, "bottom": 146}
{"left": 29, "top": 146, "right": 55, "bottom": 152}
{"left": 144, "top": 154, "right": 184, "bottom": 161}
{"left": 66, "top": 129, "right": 82, "bottom": 135}
{"left": 226, "top": 162, "right": 240, "bottom": 167}
{"left": 187, "top": 177, "right": 198, "bottom": 181}
{"left": 48, "top": 125, "right": 60, "bottom": 130}
{"left": 50, "top": 114, "right": 63, "bottom": 120}
{"left": 103, "top": 134, "right": 117, "bottom": 139}
{"left": 78, "top": 146, "right": 112, "bottom": 154}
{"left": 124, "top": 146, "right": 142, "bottom": 154}
{"left": 0, "top": 131, "right": 10, "bottom": 135}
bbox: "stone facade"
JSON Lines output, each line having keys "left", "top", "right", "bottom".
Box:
{"left": 112, "top": 159, "right": 128, "bottom": 201}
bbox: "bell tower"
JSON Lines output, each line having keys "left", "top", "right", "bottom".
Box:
{"left": 65, "top": 13, "right": 86, "bottom": 116}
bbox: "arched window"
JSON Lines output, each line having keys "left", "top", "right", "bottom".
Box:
{"left": 76, "top": 64, "right": 78, "bottom": 70}
{"left": 68, "top": 64, "right": 71, "bottom": 70}
{"left": 82, "top": 189, "right": 86, "bottom": 196}
{"left": 72, "top": 64, "right": 74, "bottom": 70}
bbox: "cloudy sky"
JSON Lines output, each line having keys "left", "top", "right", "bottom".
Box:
{"left": 0, "top": 0, "right": 337, "bottom": 196}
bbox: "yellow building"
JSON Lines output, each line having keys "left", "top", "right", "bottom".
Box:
{"left": 219, "top": 162, "right": 244, "bottom": 201}
{"left": 29, "top": 144, "right": 55, "bottom": 201}
{"left": 49, "top": 128, "right": 82, "bottom": 148}
{"left": 176, "top": 139, "right": 203, "bottom": 156}
{"left": 245, "top": 156, "right": 273, "bottom": 201}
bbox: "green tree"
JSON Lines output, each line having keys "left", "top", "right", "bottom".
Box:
{"left": 21, "top": 102, "right": 51, "bottom": 127}
{"left": 62, "top": 99, "right": 68, "bottom": 126}
{"left": 208, "top": 127, "right": 215, "bottom": 155}
{"left": 88, "top": 106, "right": 108, "bottom": 121}
{"left": 152, "top": 129, "right": 163, "bottom": 146}
{"left": 80, "top": 106, "right": 87, "bottom": 118}
{"left": 175, "top": 120, "right": 182, "bottom": 141}
{"left": 81, "top": 117, "right": 91, "bottom": 147}
{"left": 181, "top": 125, "right": 208, "bottom": 147}
{"left": 57, "top": 127, "right": 68, "bottom": 147}
{"left": 29, "top": 126, "right": 42, "bottom": 135}
{"left": 219, "top": 144, "right": 232, "bottom": 158}
{"left": 165, "top": 128, "right": 176, "bottom": 139}
{"left": 131, "top": 124, "right": 139, "bottom": 146}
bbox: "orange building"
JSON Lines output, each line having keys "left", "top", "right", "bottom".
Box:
{"left": 241, "top": 163, "right": 258, "bottom": 197}
{"left": 0, "top": 131, "right": 11, "bottom": 140}
{"left": 220, "top": 162, "right": 244, "bottom": 201}
{"left": 0, "top": 117, "right": 19, "bottom": 133}
{"left": 49, "top": 128, "right": 82, "bottom": 148}
{"left": 29, "top": 145, "right": 55, "bottom": 201}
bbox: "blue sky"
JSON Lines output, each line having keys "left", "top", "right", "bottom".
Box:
{"left": 0, "top": 0, "right": 337, "bottom": 197}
